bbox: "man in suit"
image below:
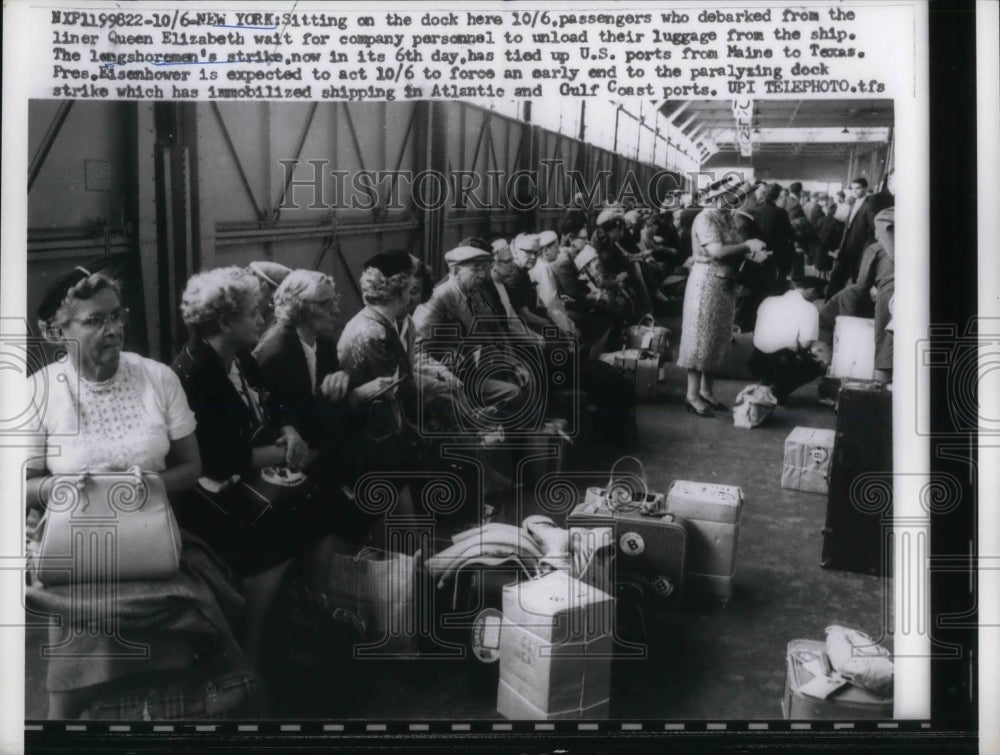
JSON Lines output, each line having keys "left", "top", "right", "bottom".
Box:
{"left": 753, "top": 183, "right": 796, "bottom": 282}
{"left": 828, "top": 177, "right": 878, "bottom": 296}
{"left": 412, "top": 246, "right": 525, "bottom": 418}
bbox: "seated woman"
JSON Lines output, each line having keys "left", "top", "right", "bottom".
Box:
{"left": 171, "top": 267, "right": 340, "bottom": 665}
{"left": 254, "top": 269, "right": 398, "bottom": 537}
{"left": 340, "top": 251, "right": 510, "bottom": 529}
{"left": 26, "top": 264, "right": 248, "bottom": 719}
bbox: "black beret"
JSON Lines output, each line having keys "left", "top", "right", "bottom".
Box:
{"left": 362, "top": 250, "right": 412, "bottom": 278}
{"left": 36, "top": 256, "right": 117, "bottom": 323}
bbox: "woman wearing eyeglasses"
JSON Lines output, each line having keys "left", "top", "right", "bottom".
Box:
{"left": 25, "top": 264, "right": 250, "bottom": 719}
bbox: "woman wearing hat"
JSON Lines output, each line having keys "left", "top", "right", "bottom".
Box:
{"left": 246, "top": 261, "right": 293, "bottom": 331}
{"left": 678, "top": 176, "right": 770, "bottom": 416}
{"left": 26, "top": 263, "right": 248, "bottom": 718}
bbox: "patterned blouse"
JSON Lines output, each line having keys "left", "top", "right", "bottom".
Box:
{"left": 28, "top": 352, "right": 196, "bottom": 475}
{"left": 691, "top": 209, "right": 744, "bottom": 265}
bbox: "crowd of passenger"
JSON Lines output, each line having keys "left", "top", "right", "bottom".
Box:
{"left": 23, "top": 168, "right": 894, "bottom": 718}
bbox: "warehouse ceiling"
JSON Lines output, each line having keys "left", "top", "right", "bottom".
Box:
{"left": 657, "top": 99, "right": 893, "bottom": 162}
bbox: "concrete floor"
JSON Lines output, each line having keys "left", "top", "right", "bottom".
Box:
{"left": 25, "top": 316, "right": 892, "bottom": 721}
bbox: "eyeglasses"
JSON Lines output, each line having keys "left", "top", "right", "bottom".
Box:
{"left": 302, "top": 294, "right": 341, "bottom": 312}
{"left": 72, "top": 307, "right": 129, "bottom": 331}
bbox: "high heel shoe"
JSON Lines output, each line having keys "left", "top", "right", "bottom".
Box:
{"left": 699, "top": 393, "right": 728, "bottom": 411}
{"left": 685, "top": 400, "right": 714, "bottom": 417}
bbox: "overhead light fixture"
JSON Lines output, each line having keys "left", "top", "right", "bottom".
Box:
{"left": 842, "top": 127, "right": 850, "bottom": 134}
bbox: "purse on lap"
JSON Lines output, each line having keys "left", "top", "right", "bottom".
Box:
{"left": 33, "top": 467, "right": 182, "bottom": 586}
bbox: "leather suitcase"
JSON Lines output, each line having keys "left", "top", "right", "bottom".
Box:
{"left": 567, "top": 500, "right": 687, "bottom": 600}
{"left": 612, "top": 509, "right": 688, "bottom": 599}
{"left": 822, "top": 381, "right": 893, "bottom": 576}
{"left": 665, "top": 480, "right": 743, "bottom": 604}
{"left": 782, "top": 639, "right": 892, "bottom": 719}
{"left": 598, "top": 348, "right": 659, "bottom": 401}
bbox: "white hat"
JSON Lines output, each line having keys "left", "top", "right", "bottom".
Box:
{"left": 444, "top": 246, "right": 492, "bottom": 265}
{"left": 536, "top": 230, "right": 558, "bottom": 248}
{"left": 574, "top": 245, "right": 599, "bottom": 271}
{"left": 595, "top": 208, "right": 623, "bottom": 227}
{"left": 512, "top": 233, "right": 540, "bottom": 253}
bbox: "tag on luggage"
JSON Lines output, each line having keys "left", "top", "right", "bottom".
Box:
{"left": 798, "top": 670, "right": 851, "bottom": 700}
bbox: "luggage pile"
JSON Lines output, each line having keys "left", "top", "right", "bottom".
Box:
{"left": 599, "top": 316, "right": 673, "bottom": 400}
{"left": 783, "top": 625, "right": 893, "bottom": 719}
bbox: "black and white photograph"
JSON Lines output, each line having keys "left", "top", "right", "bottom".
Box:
{"left": 0, "top": 1, "right": 989, "bottom": 752}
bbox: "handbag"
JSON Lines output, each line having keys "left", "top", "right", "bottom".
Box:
{"left": 736, "top": 255, "right": 779, "bottom": 290}
{"left": 193, "top": 465, "right": 315, "bottom": 531}
{"left": 732, "top": 384, "right": 778, "bottom": 429}
{"left": 34, "top": 467, "right": 182, "bottom": 585}
{"left": 624, "top": 314, "right": 673, "bottom": 362}
{"left": 316, "top": 545, "right": 418, "bottom": 655}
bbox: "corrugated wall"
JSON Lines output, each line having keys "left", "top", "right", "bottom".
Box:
{"left": 28, "top": 100, "right": 679, "bottom": 363}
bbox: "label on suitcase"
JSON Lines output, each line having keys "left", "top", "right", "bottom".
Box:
{"left": 782, "top": 639, "right": 892, "bottom": 719}
{"left": 611, "top": 510, "right": 687, "bottom": 597}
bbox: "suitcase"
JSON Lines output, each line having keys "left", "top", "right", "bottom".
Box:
{"left": 612, "top": 509, "right": 688, "bottom": 599}
{"left": 567, "top": 496, "right": 686, "bottom": 599}
{"left": 598, "top": 348, "right": 659, "bottom": 401}
{"left": 830, "top": 316, "right": 875, "bottom": 380}
{"left": 822, "top": 381, "right": 893, "bottom": 575}
{"left": 781, "top": 427, "right": 837, "bottom": 495}
{"left": 665, "top": 480, "right": 743, "bottom": 604}
{"left": 782, "top": 639, "right": 892, "bottom": 719}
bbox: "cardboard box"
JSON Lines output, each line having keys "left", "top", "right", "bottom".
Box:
{"left": 497, "top": 572, "right": 615, "bottom": 720}
{"left": 498, "top": 621, "right": 613, "bottom": 714}
{"left": 781, "top": 427, "right": 837, "bottom": 495}
{"left": 501, "top": 570, "right": 615, "bottom": 644}
{"left": 497, "top": 678, "right": 610, "bottom": 720}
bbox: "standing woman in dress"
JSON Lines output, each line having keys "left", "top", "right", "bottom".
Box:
{"left": 677, "top": 177, "right": 770, "bottom": 416}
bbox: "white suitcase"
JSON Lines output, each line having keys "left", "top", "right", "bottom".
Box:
{"left": 830, "top": 316, "right": 875, "bottom": 380}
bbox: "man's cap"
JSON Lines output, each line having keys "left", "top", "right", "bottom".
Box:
{"left": 512, "top": 233, "right": 540, "bottom": 253}
{"left": 536, "top": 230, "right": 558, "bottom": 248}
{"left": 445, "top": 246, "right": 493, "bottom": 265}
{"left": 874, "top": 206, "right": 894, "bottom": 230}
